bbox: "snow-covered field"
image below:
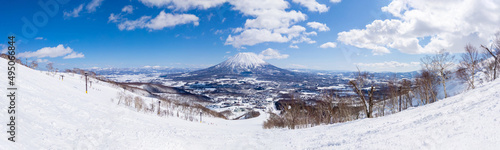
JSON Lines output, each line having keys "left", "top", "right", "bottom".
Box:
{"left": 1, "top": 58, "right": 500, "bottom": 149}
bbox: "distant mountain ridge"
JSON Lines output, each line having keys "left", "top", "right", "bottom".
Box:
{"left": 162, "top": 52, "right": 331, "bottom": 82}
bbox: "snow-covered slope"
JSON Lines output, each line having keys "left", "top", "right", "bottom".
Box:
{"left": 216, "top": 52, "right": 267, "bottom": 69}
{"left": 1, "top": 58, "right": 500, "bottom": 149}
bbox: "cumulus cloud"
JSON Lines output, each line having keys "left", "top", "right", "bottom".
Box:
{"left": 64, "top": 4, "right": 84, "bottom": 18}
{"left": 320, "top": 42, "right": 337, "bottom": 48}
{"left": 122, "top": 5, "right": 134, "bottom": 14}
{"left": 139, "top": 0, "right": 227, "bottom": 11}
{"left": 289, "top": 45, "right": 299, "bottom": 49}
{"left": 134, "top": 0, "right": 318, "bottom": 48}
{"left": 338, "top": 0, "right": 500, "bottom": 55}
{"left": 147, "top": 11, "right": 199, "bottom": 30}
{"left": 258, "top": 48, "right": 289, "bottom": 60}
{"left": 355, "top": 61, "right": 420, "bottom": 68}
{"left": 116, "top": 11, "right": 199, "bottom": 31}
{"left": 291, "top": 0, "right": 329, "bottom": 13}
{"left": 18, "top": 44, "right": 84, "bottom": 59}
{"left": 307, "top": 22, "right": 330, "bottom": 32}
{"left": 225, "top": 0, "right": 317, "bottom": 48}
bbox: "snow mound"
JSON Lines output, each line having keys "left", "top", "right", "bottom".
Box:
{"left": 218, "top": 52, "right": 267, "bottom": 69}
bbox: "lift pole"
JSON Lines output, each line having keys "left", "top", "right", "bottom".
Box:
{"left": 85, "top": 72, "right": 88, "bottom": 94}
{"left": 158, "top": 100, "right": 161, "bottom": 115}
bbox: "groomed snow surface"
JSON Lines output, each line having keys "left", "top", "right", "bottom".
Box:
{"left": 1, "top": 58, "right": 500, "bottom": 149}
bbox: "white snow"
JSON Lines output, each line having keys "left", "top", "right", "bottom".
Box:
{"left": 217, "top": 53, "right": 267, "bottom": 69}
{"left": 1, "top": 58, "right": 500, "bottom": 149}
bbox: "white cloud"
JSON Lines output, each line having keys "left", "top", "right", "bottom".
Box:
{"left": 86, "top": 0, "right": 104, "bottom": 12}
{"left": 258, "top": 48, "right": 289, "bottom": 60}
{"left": 63, "top": 4, "right": 84, "bottom": 18}
{"left": 338, "top": 0, "right": 500, "bottom": 55}
{"left": 355, "top": 61, "right": 420, "bottom": 68}
{"left": 36, "top": 59, "right": 50, "bottom": 63}
{"left": 225, "top": 29, "right": 291, "bottom": 48}
{"left": 35, "top": 37, "right": 45, "bottom": 40}
{"left": 118, "top": 16, "right": 151, "bottom": 31}
{"left": 63, "top": 52, "right": 85, "bottom": 59}
{"left": 307, "top": 22, "right": 330, "bottom": 32}
{"left": 116, "top": 11, "right": 199, "bottom": 31}
{"left": 292, "top": 36, "right": 316, "bottom": 44}
{"left": 18, "top": 44, "right": 84, "bottom": 59}
{"left": 108, "top": 13, "right": 120, "bottom": 23}
{"left": 214, "top": 30, "right": 224, "bottom": 35}
{"left": 146, "top": 11, "right": 199, "bottom": 30}
{"left": 289, "top": 45, "right": 299, "bottom": 49}
{"left": 232, "top": 27, "right": 243, "bottom": 33}
{"left": 330, "top": 0, "right": 341, "bottom": 3}
{"left": 109, "top": 6, "right": 135, "bottom": 23}
{"left": 320, "top": 42, "right": 337, "bottom": 48}
{"left": 64, "top": 0, "right": 104, "bottom": 18}
{"left": 18, "top": 45, "right": 72, "bottom": 58}
{"left": 139, "top": 0, "right": 227, "bottom": 11}
{"left": 291, "top": 0, "right": 329, "bottom": 13}
{"left": 122, "top": 5, "right": 134, "bottom": 14}
{"left": 134, "top": 0, "right": 318, "bottom": 48}
{"left": 225, "top": 0, "right": 316, "bottom": 48}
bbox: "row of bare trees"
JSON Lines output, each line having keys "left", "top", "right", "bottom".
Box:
{"left": 264, "top": 34, "right": 500, "bottom": 129}
{"left": 263, "top": 95, "right": 361, "bottom": 129}
{"left": 457, "top": 35, "right": 500, "bottom": 90}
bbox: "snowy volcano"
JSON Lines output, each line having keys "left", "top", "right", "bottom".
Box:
{"left": 217, "top": 52, "right": 267, "bottom": 69}
{"left": 164, "top": 52, "right": 320, "bottom": 82}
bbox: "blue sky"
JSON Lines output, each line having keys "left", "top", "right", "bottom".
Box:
{"left": 1, "top": 0, "right": 499, "bottom": 72}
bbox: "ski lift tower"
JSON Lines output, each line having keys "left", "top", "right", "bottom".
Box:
{"left": 85, "top": 72, "right": 88, "bottom": 94}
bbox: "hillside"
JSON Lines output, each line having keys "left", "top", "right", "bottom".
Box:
{"left": 1, "top": 58, "right": 500, "bottom": 149}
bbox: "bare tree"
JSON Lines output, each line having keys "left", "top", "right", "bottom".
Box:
{"left": 386, "top": 75, "right": 399, "bottom": 113}
{"left": 481, "top": 34, "right": 499, "bottom": 80}
{"left": 458, "top": 44, "right": 480, "bottom": 89}
{"left": 46, "top": 62, "right": 54, "bottom": 73}
{"left": 421, "top": 50, "right": 455, "bottom": 98}
{"left": 349, "top": 68, "right": 376, "bottom": 118}
{"left": 31, "top": 61, "right": 38, "bottom": 69}
{"left": 435, "top": 50, "right": 455, "bottom": 98}
{"left": 400, "top": 79, "right": 413, "bottom": 109}
{"left": 415, "top": 70, "right": 438, "bottom": 105}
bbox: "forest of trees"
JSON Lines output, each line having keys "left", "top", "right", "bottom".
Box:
{"left": 264, "top": 34, "right": 500, "bottom": 129}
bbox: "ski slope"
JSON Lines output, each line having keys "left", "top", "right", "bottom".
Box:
{"left": 1, "top": 58, "right": 500, "bottom": 149}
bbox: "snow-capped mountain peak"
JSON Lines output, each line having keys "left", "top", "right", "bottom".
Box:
{"left": 218, "top": 52, "right": 267, "bottom": 69}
